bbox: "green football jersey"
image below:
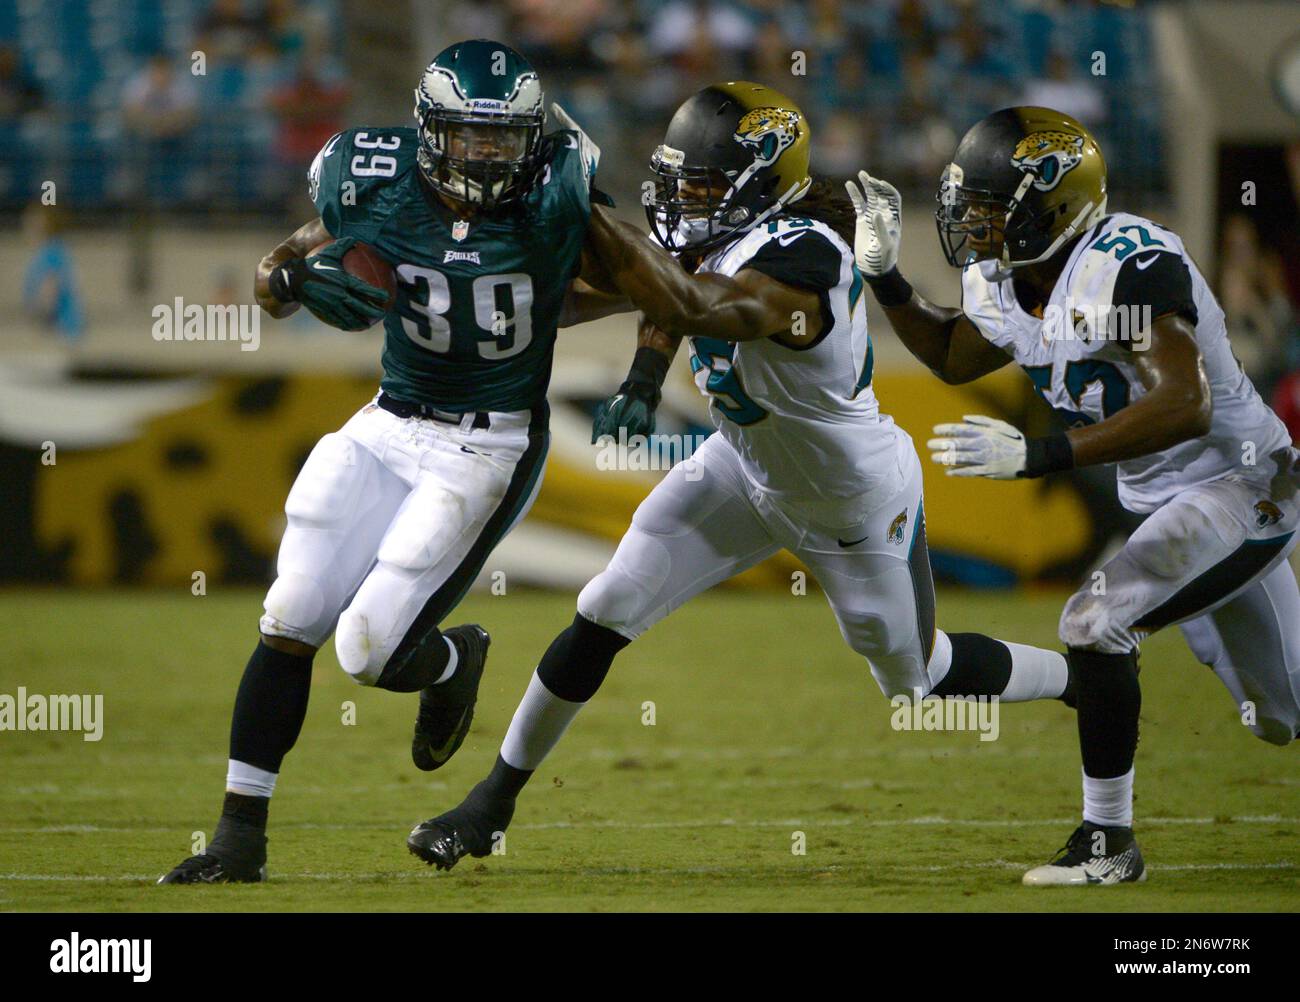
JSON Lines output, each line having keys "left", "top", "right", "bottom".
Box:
{"left": 308, "top": 126, "right": 594, "bottom": 414}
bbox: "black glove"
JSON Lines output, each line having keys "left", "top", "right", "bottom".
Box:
{"left": 269, "top": 236, "right": 388, "bottom": 331}
{"left": 591, "top": 347, "right": 670, "bottom": 443}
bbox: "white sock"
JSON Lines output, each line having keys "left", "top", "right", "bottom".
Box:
{"left": 1082, "top": 767, "right": 1135, "bottom": 827}
{"left": 433, "top": 635, "right": 459, "bottom": 685}
{"left": 1000, "top": 641, "right": 1069, "bottom": 702}
{"left": 925, "top": 629, "right": 954, "bottom": 690}
{"left": 499, "top": 671, "right": 585, "bottom": 770}
{"left": 226, "top": 759, "right": 277, "bottom": 798}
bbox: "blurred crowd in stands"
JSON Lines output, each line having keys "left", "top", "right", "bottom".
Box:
{"left": 0, "top": 0, "right": 1161, "bottom": 217}
{"left": 451, "top": 0, "right": 1162, "bottom": 206}
{"left": 0, "top": 0, "right": 346, "bottom": 213}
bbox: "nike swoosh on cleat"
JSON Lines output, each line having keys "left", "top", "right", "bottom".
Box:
{"left": 423, "top": 706, "right": 471, "bottom": 765}
{"left": 311, "top": 261, "right": 340, "bottom": 272}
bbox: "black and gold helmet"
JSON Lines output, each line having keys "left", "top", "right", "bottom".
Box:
{"left": 646, "top": 81, "right": 812, "bottom": 254}
{"left": 936, "top": 106, "right": 1107, "bottom": 269}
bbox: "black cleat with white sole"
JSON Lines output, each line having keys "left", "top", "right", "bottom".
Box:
{"left": 411, "top": 624, "right": 490, "bottom": 772}
{"left": 407, "top": 781, "right": 516, "bottom": 872}
{"left": 157, "top": 853, "right": 267, "bottom": 884}
{"left": 1022, "top": 821, "right": 1146, "bottom": 886}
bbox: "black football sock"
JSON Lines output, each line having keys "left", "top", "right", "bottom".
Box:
{"left": 474, "top": 754, "right": 534, "bottom": 803}
{"left": 229, "top": 639, "right": 314, "bottom": 775}
{"left": 210, "top": 791, "right": 269, "bottom": 864}
{"left": 1071, "top": 647, "right": 1141, "bottom": 778}
{"left": 537, "top": 612, "right": 630, "bottom": 701}
{"left": 929, "top": 632, "right": 1012, "bottom": 697}
{"left": 480, "top": 614, "right": 631, "bottom": 801}
{"left": 929, "top": 632, "right": 1068, "bottom": 701}
{"left": 374, "top": 625, "right": 452, "bottom": 692}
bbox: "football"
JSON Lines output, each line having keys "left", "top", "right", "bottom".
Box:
{"left": 309, "top": 238, "right": 397, "bottom": 315}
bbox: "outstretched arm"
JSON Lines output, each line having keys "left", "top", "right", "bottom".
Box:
{"left": 586, "top": 204, "right": 823, "bottom": 344}
{"left": 844, "top": 171, "right": 1010, "bottom": 383}
{"left": 559, "top": 246, "right": 632, "bottom": 327}
{"left": 928, "top": 316, "right": 1211, "bottom": 479}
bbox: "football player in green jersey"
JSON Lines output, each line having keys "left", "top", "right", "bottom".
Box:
{"left": 159, "top": 39, "right": 624, "bottom": 885}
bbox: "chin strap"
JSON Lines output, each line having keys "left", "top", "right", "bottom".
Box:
{"left": 1001, "top": 194, "right": 1106, "bottom": 270}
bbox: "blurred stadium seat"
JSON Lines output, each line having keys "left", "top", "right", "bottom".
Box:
{"left": 0, "top": 0, "right": 1166, "bottom": 215}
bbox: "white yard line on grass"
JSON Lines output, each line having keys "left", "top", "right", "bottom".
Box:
{"left": 1, "top": 861, "right": 1295, "bottom": 883}
{"left": 2, "top": 815, "right": 1297, "bottom": 835}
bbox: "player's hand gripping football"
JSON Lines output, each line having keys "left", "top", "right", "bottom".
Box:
{"left": 927, "top": 415, "right": 1029, "bottom": 479}
{"left": 843, "top": 170, "right": 902, "bottom": 278}
{"left": 271, "top": 236, "right": 389, "bottom": 332}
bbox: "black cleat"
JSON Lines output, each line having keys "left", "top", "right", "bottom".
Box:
{"left": 407, "top": 783, "right": 516, "bottom": 872}
{"left": 411, "top": 624, "right": 490, "bottom": 771}
{"left": 1022, "top": 821, "right": 1146, "bottom": 886}
{"left": 157, "top": 853, "right": 267, "bottom": 884}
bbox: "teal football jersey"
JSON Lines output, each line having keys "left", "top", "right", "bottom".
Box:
{"left": 308, "top": 126, "right": 594, "bottom": 413}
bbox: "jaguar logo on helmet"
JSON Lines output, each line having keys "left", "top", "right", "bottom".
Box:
{"left": 1011, "top": 131, "right": 1085, "bottom": 192}
{"left": 734, "top": 108, "right": 802, "bottom": 168}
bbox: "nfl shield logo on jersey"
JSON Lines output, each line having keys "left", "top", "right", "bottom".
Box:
{"left": 452, "top": 220, "right": 470, "bottom": 242}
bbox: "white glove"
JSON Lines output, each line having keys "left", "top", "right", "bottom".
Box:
{"left": 927, "top": 415, "right": 1028, "bottom": 480}
{"left": 843, "top": 170, "right": 902, "bottom": 277}
{"left": 550, "top": 102, "right": 601, "bottom": 179}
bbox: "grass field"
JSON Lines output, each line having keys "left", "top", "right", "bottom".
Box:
{"left": 0, "top": 587, "right": 1296, "bottom": 912}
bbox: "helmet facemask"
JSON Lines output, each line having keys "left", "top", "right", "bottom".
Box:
{"left": 644, "top": 144, "right": 804, "bottom": 256}
{"left": 644, "top": 147, "right": 751, "bottom": 254}
{"left": 935, "top": 165, "right": 1063, "bottom": 269}
{"left": 417, "top": 109, "right": 543, "bottom": 211}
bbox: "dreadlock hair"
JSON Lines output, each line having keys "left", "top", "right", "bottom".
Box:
{"left": 783, "top": 175, "right": 857, "bottom": 245}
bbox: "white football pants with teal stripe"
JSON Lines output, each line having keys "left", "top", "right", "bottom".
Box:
{"left": 258, "top": 398, "right": 548, "bottom": 683}
{"left": 576, "top": 430, "right": 1047, "bottom": 701}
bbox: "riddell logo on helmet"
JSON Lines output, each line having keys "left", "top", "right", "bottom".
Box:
{"left": 1011, "top": 131, "right": 1085, "bottom": 191}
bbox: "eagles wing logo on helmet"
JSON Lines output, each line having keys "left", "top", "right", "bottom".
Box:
{"left": 733, "top": 108, "right": 801, "bottom": 168}
{"left": 1011, "top": 131, "right": 1085, "bottom": 192}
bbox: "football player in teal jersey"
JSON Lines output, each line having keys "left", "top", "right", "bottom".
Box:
{"left": 159, "top": 40, "right": 624, "bottom": 884}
